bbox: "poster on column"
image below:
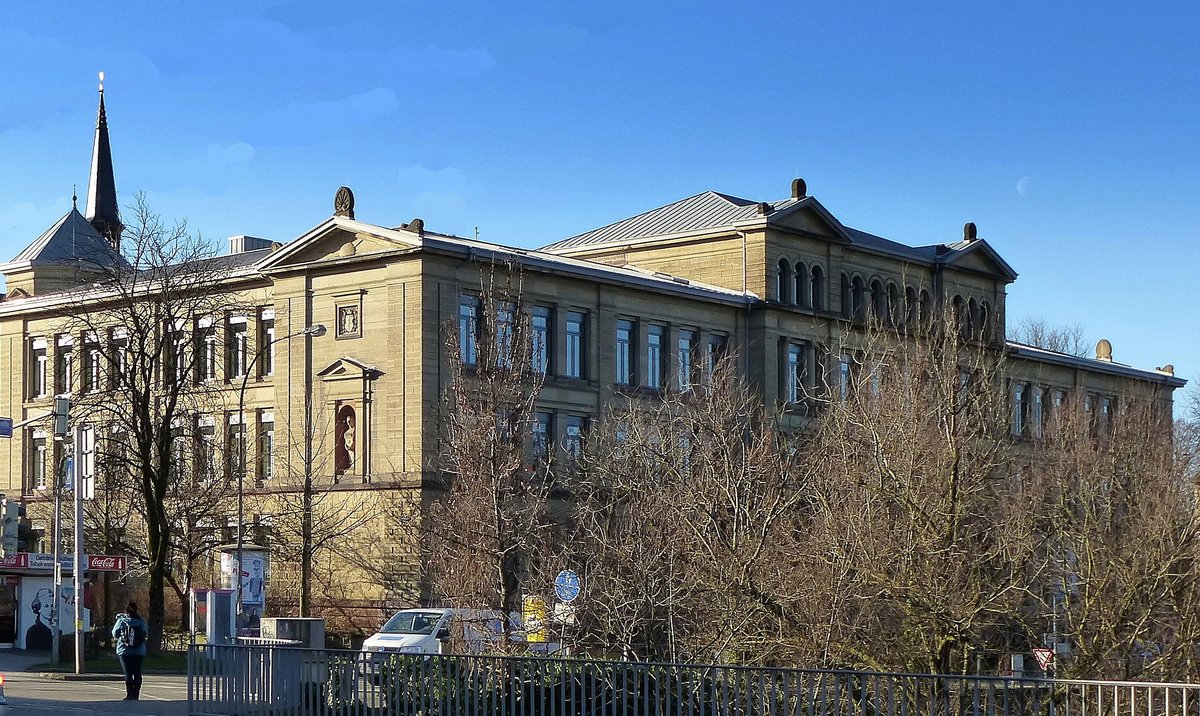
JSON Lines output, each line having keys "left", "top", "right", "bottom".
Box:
{"left": 17, "top": 577, "right": 90, "bottom": 650}
{"left": 220, "top": 548, "right": 267, "bottom": 633}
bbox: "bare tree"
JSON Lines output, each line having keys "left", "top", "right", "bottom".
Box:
{"left": 567, "top": 358, "right": 811, "bottom": 663}
{"left": 57, "top": 195, "right": 249, "bottom": 650}
{"left": 1012, "top": 316, "right": 1089, "bottom": 357}
{"left": 260, "top": 393, "right": 383, "bottom": 618}
{"left": 1029, "top": 393, "right": 1200, "bottom": 680}
{"left": 426, "top": 261, "right": 553, "bottom": 637}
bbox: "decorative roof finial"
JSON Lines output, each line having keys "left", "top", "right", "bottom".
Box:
{"left": 791, "top": 177, "right": 807, "bottom": 199}
{"left": 72, "top": 184, "right": 77, "bottom": 211}
{"left": 99, "top": 70, "right": 105, "bottom": 93}
{"left": 1095, "top": 338, "right": 1113, "bottom": 362}
{"left": 334, "top": 186, "right": 355, "bottom": 219}
{"left": 964, "top": 222, "right": 978, "bottom": 242}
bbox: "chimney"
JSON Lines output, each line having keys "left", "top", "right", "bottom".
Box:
{"left": 229, "top": 235, "right": 276, "bottom": 254}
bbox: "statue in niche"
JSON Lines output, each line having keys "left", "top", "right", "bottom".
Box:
{"left": 334, "top": 404, "right": 356, "bottom": 475}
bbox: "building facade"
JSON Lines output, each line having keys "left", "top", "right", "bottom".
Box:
{"left": 0, "top": 90, "right": 1184, "bottom": 641}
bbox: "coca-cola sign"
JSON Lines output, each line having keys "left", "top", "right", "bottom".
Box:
{"left": 0, "top": 554, "right": 27, "bottom": 568}
{"left": 87, "top": 555, "right": 127, "bottom": 571}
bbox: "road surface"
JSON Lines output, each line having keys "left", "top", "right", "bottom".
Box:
{"left": 0, "top": 652, "right": 188, "bottom": 715}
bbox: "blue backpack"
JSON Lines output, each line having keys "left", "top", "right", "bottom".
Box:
{"left": 121, "top": 619, "right": 145, "bottom": 649}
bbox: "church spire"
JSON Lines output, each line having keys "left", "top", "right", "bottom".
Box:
{"left": 85, "top": 71, "right": 122, "bottom": 250}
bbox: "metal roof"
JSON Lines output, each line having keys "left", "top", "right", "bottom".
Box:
{"left": 2, "top": 208, "right": 123, "bottom": 269}
{"left": 543, "top": 191, "right": 792, "bottom": 252}
{"left": 1006, "top": 341, "right": 1186, "bottom": 388}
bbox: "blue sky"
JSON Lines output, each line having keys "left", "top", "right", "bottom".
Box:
{"left": 1, "top": 1, "right": 1197, "bottom": 390}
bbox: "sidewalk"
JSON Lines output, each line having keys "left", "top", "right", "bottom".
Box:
{"left": 0, "top": 648, "right": 50, "bottom": 673}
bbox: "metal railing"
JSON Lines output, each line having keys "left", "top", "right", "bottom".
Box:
{"left": 187, "top": 643, "right": 1200, "bottom": 716}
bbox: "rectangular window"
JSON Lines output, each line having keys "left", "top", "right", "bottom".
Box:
{"left": 704, "top": 334, "right": 728, "bottom": 384}
{"left": 785, "top": 343, "right": 804, "bottom": 403}
{"left": 200, "top": 325, "right": 217, "bottom": 382}
{"left": 173, "top": 333, "right": 188, "bottom": 388}
{"left": 532, "top": 411, "right": 553, "bottom": 463}
{"left": 196, "top": 420, "right": 217, "bottom": 482}
{"left": 615, "top": 319, "right": 635, "bottom": 386}
{"left": 30, "top": 432, "right": 48, "bottom": 492}
{"left": 1012, "top": 383, "right": 1028, "bottom": 437}
{"left": 565, "top": 311, "right": 586, "bottom": 379}
{"left": 1031, "top": 388, "right": 1045, "bottom": 439}
{"left": 226, "top": 417, "right": 245, "bottom": 481}
{"left": 261, "top": 312, "right": 276, "bottom": 377}
{"left": 30, "top": 339, "right": 48, "bottom": 398}
{"left": 84, "top": 346, "right": 102, "bottom": 393}
{"left": 258, "top": 413, "right": 275, "bottom": 481}
{"left": 646, "top": 324, "right": 666, "bottom": 389}
{"left": 676, "top": 329, "right": 697, "bottom": 391}
{"left": 110, "top": 330, "right": 127, "bottom": 390}
{"left": 55, "top": 336, "right": 74, "bottom": 395}
{"left": 228, "top": 318, "right": 248, "bottom": 379}
{"left": 459, "top": 295, "right": 480, "bottom": 366}
{"left": 564, "top": 415, "right": 585, "bottom": 465}
{"left": 839, "top": 353, "right": 854, "bottom": 401}
{"left": 494, "top": 301, "right": 515, "bottom": 369}
{"left": 531, "top": 306, "right": 552, "bottom": 375}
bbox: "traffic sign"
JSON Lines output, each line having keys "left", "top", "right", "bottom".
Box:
{"left": 0, "top": 418, "right": 12, "bottom": 438}
{"left": 554, "top": 569, "right": 581, "bottom": 602}
{"left": 1033, "top": 648, "right": 1054, "bottom": 671}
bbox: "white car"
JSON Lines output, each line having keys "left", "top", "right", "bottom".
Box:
{"left": 361, "top": 608, "right": 503, "bottom": 656}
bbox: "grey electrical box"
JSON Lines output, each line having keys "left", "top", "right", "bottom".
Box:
{"left": 261, "top": 617, "right": 325, "bottom": 649}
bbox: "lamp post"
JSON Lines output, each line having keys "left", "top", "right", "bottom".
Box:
{"left": 233, "top": 323, "right": 325, "bottom": 634}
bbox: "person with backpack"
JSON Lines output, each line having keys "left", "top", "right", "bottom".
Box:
{"left": 112, "top": 601, "right": 148, "bottom": 700}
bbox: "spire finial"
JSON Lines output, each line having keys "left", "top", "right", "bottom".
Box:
{"left": 98, "top": 70, "right": 105, "bottom": 93}
{"left": 72, "top": 185, "right": 78, "bottom": 211}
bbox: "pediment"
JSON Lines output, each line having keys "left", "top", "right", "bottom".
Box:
{"left": 258, "top": 217, "right": 422, "bottom": 272}
{"left": 942, "top": 240, "right": 1018, "bottom": 282}
{"left": 317, "top": 356, "right": 383, "bottom": 381}
{"left": 765, "top": 198, "right": 853, "bottom": 243}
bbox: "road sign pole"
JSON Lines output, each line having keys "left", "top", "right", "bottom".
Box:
{"left": 73, "top": 423, "right": 85, "bottom": 675}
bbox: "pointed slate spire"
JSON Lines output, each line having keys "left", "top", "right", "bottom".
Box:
{"left": 85, "top": 71, "right": 122, "bottom": 250}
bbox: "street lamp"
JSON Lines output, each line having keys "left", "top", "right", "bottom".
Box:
{"left": 233, "top": 323, "right": 325, "bottom": 634}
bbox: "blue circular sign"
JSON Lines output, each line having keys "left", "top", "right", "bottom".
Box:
{"left": 554, "top": 569, "right": 581, "bottom": 602}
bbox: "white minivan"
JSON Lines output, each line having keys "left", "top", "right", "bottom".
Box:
{"left": 360, "top": 608, "right": 505, "bottom": 656}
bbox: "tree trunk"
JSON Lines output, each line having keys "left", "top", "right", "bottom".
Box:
{"left": 300, "top": 484, "right": 312, "bottom": 617}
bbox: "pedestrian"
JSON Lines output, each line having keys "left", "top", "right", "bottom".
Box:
{"left": 112, "top": 601, "right": 148, "bottom": 700}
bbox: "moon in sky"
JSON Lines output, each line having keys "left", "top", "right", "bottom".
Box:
{"left": 1016, "top": 176, "right": 1031, "bottom": 196}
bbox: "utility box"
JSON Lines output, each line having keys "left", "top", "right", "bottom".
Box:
{"left": 261, "top": 617, "right": 325, "bottom": 649}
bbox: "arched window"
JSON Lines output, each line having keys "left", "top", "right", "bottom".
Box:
{"left": 810, "top": 265, "right": 825, "bottom": 310}
{"left": 794, "top": 261, "right": 809, "bottom": 307}
{"left": 904, "top": 287, "right": 918, "bottom": 328}
{"left": 776, "top": 259, "right": 793, "bottom": 303}
{"left": 919, "top": 290, "right": 931, "bottom": 330}
{"left": 841, "top": 273, "right": 852, "bottom": 317}
{"left": 951, "top": 295, "right": 966, "bottom": 339}
{"left": 870, "top": 279, "right": 885, "bottom": 322}
{"left": 886, "top": 283, "right": 900, "bottom": 327}
{"left": 967, "top": 297, "right": 979, "bottom": 340}
{"left": 852, "top": 276, "right": 866, "bottom": 319}
{"left": 979, "top": 301, "right": 992, "bottom": 342}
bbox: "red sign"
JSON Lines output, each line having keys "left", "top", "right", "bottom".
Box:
{"left": 1033, "top": 648, "right": 1054, "bottom": 671}
{"left": 0, "top": 554, "right": 27, "bottom": 569}
{"left": 87, "top": 555, "right": 127, "bottom": 571}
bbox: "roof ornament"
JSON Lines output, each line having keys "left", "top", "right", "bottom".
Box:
{"left": 756, "top": 202, "right": 771, "bottom": 216}
{"left": 791, "top": 177, "right": 807, "bottom": 199}
{"left": 1157, "top": 364, "right": 1175, "bottom": 376}
{"left": 1095, "top": 338, "right": 1113, "bottom": 362}
{"left": 99, "top": 70, "right": 105, "bottom": 93}
{"left": 401, "top": 218, "right": 424, "bottom": 234}
{"left": 334, "top": 186, "right": 355, "bottom": 219}
{"left": 963, "top": 222, "right": 978, "bottom": 242}
{"left": 72, "top": 185, "right": 78, "bottom": 211}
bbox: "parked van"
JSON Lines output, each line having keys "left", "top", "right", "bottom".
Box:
{"left": 360, "top": 608, "right": 503, "bottom": 656}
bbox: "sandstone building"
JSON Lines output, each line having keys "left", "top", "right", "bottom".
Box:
{"left": 0, "top": 89, "right": 1183, "bottom": 643}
